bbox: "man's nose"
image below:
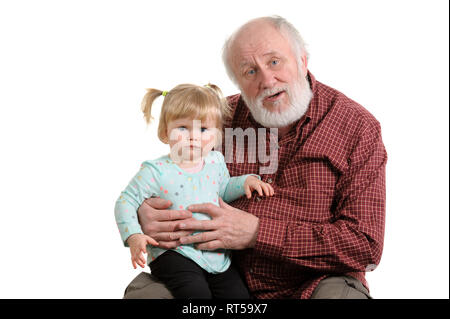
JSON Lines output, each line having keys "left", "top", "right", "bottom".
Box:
{"left": 259, "top": 68, "right": 277, "bottom": 90}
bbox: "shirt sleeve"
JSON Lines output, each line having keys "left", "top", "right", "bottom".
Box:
{"left": 216, "top": 152, "right": 261, "bottom": 203}
{"left": 114, "top": 162, "right": 160, "bottom": 246}
{"left": 254, "top": 120, "right": 387, "bottom": 274}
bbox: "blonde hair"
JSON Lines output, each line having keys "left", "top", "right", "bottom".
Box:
{"left": 141, "top": 83, "right": 231, "bottom": 144}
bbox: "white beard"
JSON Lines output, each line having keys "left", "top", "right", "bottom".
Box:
{"left": 241, "top": 74, "right": 313, "bottom": 128}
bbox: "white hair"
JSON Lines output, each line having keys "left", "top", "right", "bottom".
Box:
{"left": 222, "top": 15, "right": 309, "bottom": 84}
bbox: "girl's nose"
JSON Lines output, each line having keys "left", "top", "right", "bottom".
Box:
{"left": 189, "top": 129, "right": 201, "bottom": 141}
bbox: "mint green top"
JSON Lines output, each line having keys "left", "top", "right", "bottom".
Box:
{"left": 114, "top": 151, "right": 259, "bottom": 274}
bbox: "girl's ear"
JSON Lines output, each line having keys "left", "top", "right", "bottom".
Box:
{"left": 159, "top": 130, "right": 169, "bottom": 144}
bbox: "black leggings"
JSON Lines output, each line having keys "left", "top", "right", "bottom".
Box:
{"left": 150, "top": 250, "right": 250, "bottom": 299}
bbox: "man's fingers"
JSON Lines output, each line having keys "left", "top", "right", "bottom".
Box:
{"left": 152, "top": 230, "right": 193, "bottom": 241}
{"left": 195, "top": 240, "right": 222, "bottom": 251}
{"left": 186, "top": 202, "right": 222, "bottom": 217}
{"left": 143, "top": 197, "right": 172, "bottom": 209}
{"left": 157, "top": 241, "right": 181, "bottom": 250}
{"left": 151, "top": 221, "right": 179, "bottom": 233}
{"left": 179, "top": 230, "right": 219, "bottom": 245}
{"left": 178, "top": 219, "right": 216, "bottom": 231}
{"left": 145, "top": 217, "right": 196, "bottom": 235}
{"left": 151, "top": 209, "right": 192, "bottom": 222}
{"left": 145, "top": 200, "right": 195, "bottom": 221}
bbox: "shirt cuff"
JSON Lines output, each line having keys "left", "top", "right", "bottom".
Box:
{"left": 118, "top": 223, "right": 143, "bottom": 247}
{"left": 246, "top": 174, "right": 261, "bottom": 180}
{"left": 253, "top": 217, "right": 287, "bottom": 259}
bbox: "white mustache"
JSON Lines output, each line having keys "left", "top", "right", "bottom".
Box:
{"left": 241, "top": 75, "right": 313, "bottom": 128}
{"left": 257, "top": 86, "right": 289, "bottom": 101}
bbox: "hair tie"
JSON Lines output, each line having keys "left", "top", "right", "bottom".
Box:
{"left": 162, "top": 91, "right": 168, "bottom": 96}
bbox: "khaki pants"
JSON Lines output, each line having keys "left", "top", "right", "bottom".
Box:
{"left": 123, "top": 272, "right": 174, "bottom": 299}
{"left": 310, "top": 275, "right": 371, "bottom": 299}
{"left": 123, "top": 272, "right": 371, "bottom": 299}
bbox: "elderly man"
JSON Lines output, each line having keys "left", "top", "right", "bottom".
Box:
{"left": 123, "top": 16, "right": 387, "bottom": 299}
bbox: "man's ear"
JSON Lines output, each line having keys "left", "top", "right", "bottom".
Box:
{"left": 300, "top": 54, "right": 308, "bottom": 76}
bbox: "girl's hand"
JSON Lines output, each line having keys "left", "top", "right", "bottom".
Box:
{"left": 126, "top": 234, "right": 159, "bottom": 269}
{"left": 244, "top": 176, "right": 274, "bottom": 199}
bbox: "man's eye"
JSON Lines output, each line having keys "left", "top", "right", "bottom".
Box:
{"left": 247, "top": 69, "right": 256, "bottom": 75}
{"left": 271, "top": 59, "right": 280, "bottom": 66}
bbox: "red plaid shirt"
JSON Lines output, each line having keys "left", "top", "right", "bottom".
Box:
{"left": 222, "top": 71, "right": 387, "bottom": 299}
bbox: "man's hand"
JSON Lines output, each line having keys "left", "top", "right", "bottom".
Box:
{"left": 178, "top": 197, "right": 260, "bottom": 250}
{"left": 138, "top": 197, "right": 195, "bottom": 249}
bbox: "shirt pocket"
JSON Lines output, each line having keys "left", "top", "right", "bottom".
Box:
{"left": 279, "top": 159, "right": 339, "bottom": 190}
{"left": 273, "top": 187, "right": 335, "bottom": 223}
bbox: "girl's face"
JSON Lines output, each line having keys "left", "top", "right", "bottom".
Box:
{"left": 166, "top": 116, "right": 218, "bottom": 162}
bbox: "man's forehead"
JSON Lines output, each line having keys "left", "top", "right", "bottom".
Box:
{"left": 237, "top": 51, "right": 281, "bottom": 67}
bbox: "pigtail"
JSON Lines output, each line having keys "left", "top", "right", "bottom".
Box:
{"left": 204, "top": 83, "right": 224, "bottom": 97}
{"left": 141, "top": 88, "right": 164, "bottom": 124}
{"left": 205, "top": 83, "right": 233, "bottom": 124}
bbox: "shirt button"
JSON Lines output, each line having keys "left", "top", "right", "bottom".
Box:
{"left": 267, "top": 178, "right": 273, "bottom": 184}
{"left": 256, "top": 197, "right": 261, "bottom": 202}
{"left": 249, "top": 268, "right": 254, "bottom": 273}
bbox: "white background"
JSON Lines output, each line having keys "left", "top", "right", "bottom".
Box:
{"left": 0, "top": 0, "right": 448, "bottom": 299}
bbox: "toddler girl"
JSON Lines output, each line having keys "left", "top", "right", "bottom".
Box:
{"left": 114, "top": 83, "right": 274, "bottom": 298}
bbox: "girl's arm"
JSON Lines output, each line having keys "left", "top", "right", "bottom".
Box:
{"left": 114, "top": 162, "right": 160, "bottom": 246}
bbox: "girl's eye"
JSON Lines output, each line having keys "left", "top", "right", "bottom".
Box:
{"left": 177, "top": 126, "right": 187, "bottom": 130}
{"left": 201, "top": 127, "right": 208, "bottom": 133}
